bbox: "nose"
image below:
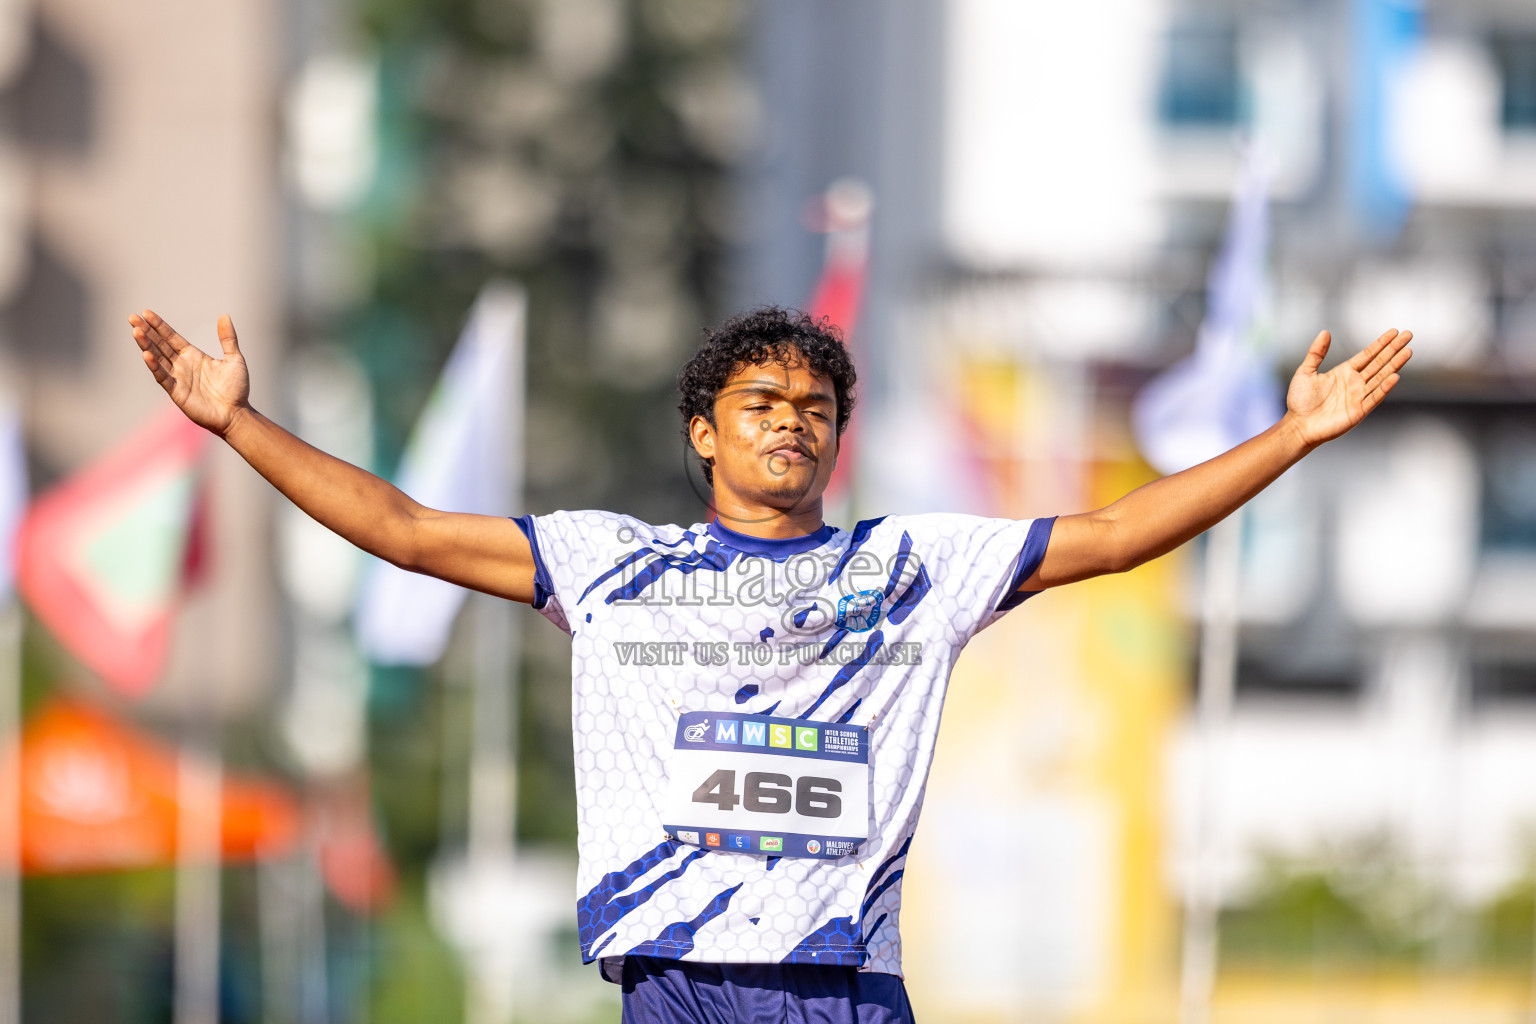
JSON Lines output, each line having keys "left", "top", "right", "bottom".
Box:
{"left": 770, "top": 407, "right": 806, "bottom": 434}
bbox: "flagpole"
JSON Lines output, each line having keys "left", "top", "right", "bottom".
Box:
{"left": 463, "top": 283, "right": 526, "bottom": 1024}
{"left": 1178, "top": 509, "right": 1243, "bottom": 1024}
{"left": 174, "top": 708, "right": 222, "bottom": 1024}
{"left": 0, "top": 600, "right": 21, "bottom": 1024}
{"left": 464, "top": 593, "right": 519, "bottom": 1024}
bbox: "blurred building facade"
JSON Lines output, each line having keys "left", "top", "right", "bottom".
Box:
{"left": 4, "top": 0, "right": 283, "bottom": 714}
{"left": 7, "top": 0, "right": 1536, "bottom": 1019}
{"left": 743, "top": 0, "right": 1536, "bottom": 1019}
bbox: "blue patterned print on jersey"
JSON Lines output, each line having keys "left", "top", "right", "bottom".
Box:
{"left": 779, "top": 836, "right": 915, "bottom": 968}
{"left": 603, "top": 542, "right": 737, "bottom": 604}
{"left": 628, "top": 883, "right": 743, "bottom": 958}
{"left": 574, "top": 530, "right": 702, "bottom": 604}
{"left": 576, "top": 840, "right": 707, "bottom": 960}
{"left": 866, "top": 836, "right": 913, "bottom": 894}
{"left": 882, "top": 532, "right": 915, "bottom": 600}
{"left": 781, "top": 916, "right": 863, "bottom": 967}
{"left": 799, "top": 631, "right": 885, "bottom": 719}
{"left": 818, "top": 628, "right": 849, "bottom": 660}
{"left": 828, "top": 517, "right": 888, "bottom": 583}
{"left": 861, "top": 912, "right": 889, "bottom": 946}
{"left": 861, "top": 869, "right": 904, "bottom": 918}
{"left": 886, "top": 563, "right": 931, "bottom": 624}
{"left": 577, "top": 546, "right": 663, "bottom": 603}
{"left": 649, "top": 531, "right": 698, "bottom": 548}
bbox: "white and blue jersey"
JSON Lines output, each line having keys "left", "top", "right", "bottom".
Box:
{"left": 513, "top": 511, "right": 1055, "bottom": 979}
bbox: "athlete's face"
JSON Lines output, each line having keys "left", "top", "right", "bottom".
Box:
{"left": 690, "top": 354, "right": 839, "bottom": 521}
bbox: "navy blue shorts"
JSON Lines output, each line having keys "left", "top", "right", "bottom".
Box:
{"left": 619, "top": 956, "right": 917, "bottom": 1024}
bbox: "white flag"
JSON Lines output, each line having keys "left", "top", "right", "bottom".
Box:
{"left": 1133, "top": 152, "right": 1282, "bottom": 476}
{"left": 355, "top": 284, "right": 526, "bottom": 665}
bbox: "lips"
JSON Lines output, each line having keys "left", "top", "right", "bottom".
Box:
{"left": 764, "top": 443, "right": 810, "bottom": 461}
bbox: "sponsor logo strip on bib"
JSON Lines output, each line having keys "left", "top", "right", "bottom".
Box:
{"left": 662, "top": 711, "right": 869, "bottom": 859}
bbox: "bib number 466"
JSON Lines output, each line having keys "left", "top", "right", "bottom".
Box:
{"left": 692, "top": 770, "right": 842, "bottom": 818}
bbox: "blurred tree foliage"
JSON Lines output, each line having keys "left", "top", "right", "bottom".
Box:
{"left": 332, "top": 0, "right": 749, "bottom": 849}
{"left": 12, "top": 1, "right": 751, "bottom": 1018}
{"left": 1219, "top": 833, "right": 1536, "bottom": 973}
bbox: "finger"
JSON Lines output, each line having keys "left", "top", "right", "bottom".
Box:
{"left": 1365, "top": 346, "right": 1413, "bottom": 393}
{"left": 1361, "top": 373, "right": 1400, "bottom": 414}
{"left": 130, "top": 324, "right": 170, "bottom": 357}
{"left": 136, "top": 316, "right": 180, "bottom": 361}
{"left": 133, "top": 323, "right": 179, "bottom": 365}
{"left": 141, "top": 349, "right": 175, "bottom": 393}
{"left": 1347, "top": 328, "right": 1399, "bottom": 372}
{"left": 129, "top": 317, "right": 155, "bottom": 352}
{"left": 1300, "top": 330, "right": 1331, "bottom": 373}
{"left": 1359, "top": 329, "right": 1412, "bottom": 382}
{"left": 140, "top": 309, "right": 190, "bottom": 353}
{"left": 1349, "top": 327, "right": 1400, "bottom": 371}
{"left": 138, "top": 341, "right": 175, "bottom": 378}
{"left": 216, "top": 315, "right": 241, "bottom": 358}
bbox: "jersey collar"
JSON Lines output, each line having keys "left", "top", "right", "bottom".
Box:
{"left": 706, "top": 519, "right": 836, "bottom": 558}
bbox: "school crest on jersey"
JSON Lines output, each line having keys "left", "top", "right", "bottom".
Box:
{"left": 836, "top": 590, "right": 884, "bottom": 632}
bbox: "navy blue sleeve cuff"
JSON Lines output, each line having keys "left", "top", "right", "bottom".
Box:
{"left": 511, "top": 515, "right": 556, "bottom": 610}
{"left": 996, "top": 516, "right": 1057, "bottom": 613}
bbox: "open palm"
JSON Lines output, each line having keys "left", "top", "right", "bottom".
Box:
{"left": 128, "top": 310, "right": 250, "bottom": 436}
{"left": 1286, "top": 328, "right": 1413, "bottom": 448}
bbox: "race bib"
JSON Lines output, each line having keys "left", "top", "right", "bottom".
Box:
{"left": 662, "top": 711, "right": 869, "bottom": 859}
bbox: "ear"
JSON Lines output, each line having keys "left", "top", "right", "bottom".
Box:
{"left": 689, "top": 414, "right": 716, "bottom": 462}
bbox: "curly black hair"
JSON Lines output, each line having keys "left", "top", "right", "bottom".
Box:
{"left": 678, "top": 306, "right": 857, "bottom": 485}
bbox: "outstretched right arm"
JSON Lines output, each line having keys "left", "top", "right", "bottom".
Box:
{"left": 128, "top": 309, "right": 538, "bottom": 605}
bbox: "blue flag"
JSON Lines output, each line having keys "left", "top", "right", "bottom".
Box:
{"left": 1133, "top": 154, "right": 1283, "bottom": 476}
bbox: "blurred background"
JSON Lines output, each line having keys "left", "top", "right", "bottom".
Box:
{"left": 0, "top": 0, "right": 1533, "bottom": 1021}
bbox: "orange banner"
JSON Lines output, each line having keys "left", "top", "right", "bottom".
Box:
{"left": 8, "top": 699, "right": 299, "bottom": 873}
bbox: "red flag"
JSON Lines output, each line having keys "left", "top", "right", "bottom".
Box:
{"left": 314, "top": 773, "right": 398, "bottom": 913}
{"left": 16, "top": 411, "right": 209, "bottom": 697}
{"left": 8, "top": 699, "right": 299, "bottom": 873}
{"left": 807, "top": 180, "right": 872, "bottom": 506}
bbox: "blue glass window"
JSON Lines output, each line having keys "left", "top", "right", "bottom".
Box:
{"left": 1481, "top": 419, "right": 1536, "bottom": 550}
{"left": 1495, "top": 34, "right": 1536, "bottom": 130}
{"left": 1159, "top": 20, "right": 1242, "bottom": 127}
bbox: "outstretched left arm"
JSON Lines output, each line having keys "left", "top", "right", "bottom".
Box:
{"left": 1021, "top": 328, "right": 1413, "bottom": 591}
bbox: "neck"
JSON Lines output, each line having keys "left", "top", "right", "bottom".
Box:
{"left": 708, "top": 490, "right": 826, "bottom": 539}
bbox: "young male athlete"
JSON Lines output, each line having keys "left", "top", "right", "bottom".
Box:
{"left": 128, "top": 304, "right": 1411, "bottom": 1021}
